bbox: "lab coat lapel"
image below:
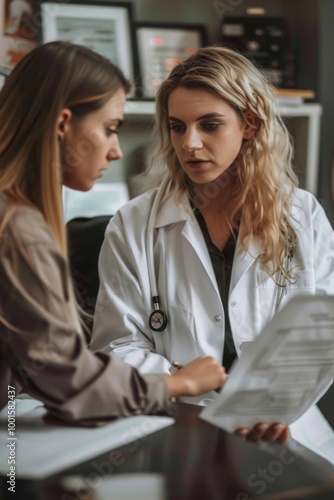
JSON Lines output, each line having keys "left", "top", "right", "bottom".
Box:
{"left": 181, "top": 217, "right": 220, "bottom": 294}
{"left": 229, "top": 225, "right": 261, "bottom": 295}
{"left": 155, "top": 193, "right": 220, "bottom": 295}
{"left": 154, "top": 193, "right": 188, "bottom": 227}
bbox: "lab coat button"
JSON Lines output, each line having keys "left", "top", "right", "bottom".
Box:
{"left": 214, "top": 315, "right": 222, "bottom": 322}
{"left": 231, "top": 300, "right": 237, "bottom": 307}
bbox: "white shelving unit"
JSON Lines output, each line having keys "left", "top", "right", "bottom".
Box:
{"left": 279, "top": 103, "right": 322, "bottom": 195}
{"left": 125, "top": 100, "right": 156, "bottom": 116}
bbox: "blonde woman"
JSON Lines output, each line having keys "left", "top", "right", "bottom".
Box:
{"left": 0, "top": 42, "right": 234, "bottom": 427}
{"left": 92, "top": 47, "right": 334, "bottom": 386}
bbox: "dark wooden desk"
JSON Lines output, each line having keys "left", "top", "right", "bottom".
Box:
{"left": 1, "top": 404, "right": 334, "bottom": 500}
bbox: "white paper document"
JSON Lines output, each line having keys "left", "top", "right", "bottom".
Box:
{"left": 201, "top": 295, "right": 334, "bottom": 433}
{"left": 0, "top": 398, "right": 174, "bottom": 479}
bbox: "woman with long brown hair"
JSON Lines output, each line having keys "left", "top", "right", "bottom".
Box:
{"left": 0, "top": 42, "right": 228, "bottom": 426}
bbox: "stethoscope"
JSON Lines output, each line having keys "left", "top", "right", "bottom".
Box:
{"left": 147, "top": 177, "right": 293, "bottom": 330}
{"left": 147, "top": 177, "right": 170, "bottom": 332}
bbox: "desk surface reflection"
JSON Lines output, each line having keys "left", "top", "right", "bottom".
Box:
{"left": 1, "top": 404, "right": 334, "bottom": 500}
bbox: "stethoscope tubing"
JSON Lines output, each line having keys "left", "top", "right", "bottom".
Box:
{"left": 147, "top": 176, "right": 171, "bottom": 331}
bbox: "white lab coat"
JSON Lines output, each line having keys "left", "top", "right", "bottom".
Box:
{"left": 91, "top": 186, "right": 334, "bottom": 376}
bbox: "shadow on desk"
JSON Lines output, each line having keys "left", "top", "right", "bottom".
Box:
{"left": 1, "top": 404, "right": 334, "bottom": 500}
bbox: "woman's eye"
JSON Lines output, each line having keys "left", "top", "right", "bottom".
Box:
{"left": 202, "top": 122, "right": 221, "bottom": 131}
{"left": 106, "top": 127, "right": 119, "bottom": 136}
{"left": 169, "top": 124, "right": 185, "bottom": 133}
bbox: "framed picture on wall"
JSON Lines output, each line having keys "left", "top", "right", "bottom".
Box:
{"left": 134, "top": 22, "right": 207, "bottom": 99}
{"left": 39, "top": 1, "right": 137, "bottom": 96}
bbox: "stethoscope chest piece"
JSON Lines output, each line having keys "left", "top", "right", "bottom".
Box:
{"left": 149, "top": 309, "right": 168, "bottom": 332}
{"left": 149, "top": 296, "right": 168, "bottom": 332}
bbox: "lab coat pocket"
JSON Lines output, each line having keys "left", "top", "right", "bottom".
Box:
{"left": 164, "top": 305, "right": 199, "bottom": 362}
{"left": 256, "top": 269, "right": 278, "bottom": 289}
{"left": 256, "top": 268, "right": 315, "bottom": 291}
{"left": 255, "top": 270, "right": 279, "bottom": 325}
{"left": 289, "top": 269, "right": 315, "bottom": 292}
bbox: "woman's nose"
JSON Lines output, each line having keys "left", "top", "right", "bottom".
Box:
{"left": 107, "top": 135, "right": 123, "bottom": 160}
{"left": 182, "top": 128, "right": 203, "bottom": 152}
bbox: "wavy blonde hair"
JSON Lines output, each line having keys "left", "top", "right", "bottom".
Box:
{"left": 149, "top": 45, "right": 298, "bottom": 277}
{"left": 0, "top": 42, "right": 130, "bottom": 333}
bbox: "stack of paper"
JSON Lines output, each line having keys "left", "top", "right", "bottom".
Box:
{"left": 201, "top": 295, "right": 334, "bottom": 463}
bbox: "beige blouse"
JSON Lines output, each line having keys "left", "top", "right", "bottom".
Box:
{"left": 0, "top": 194, "right": 168, "bottom": 425}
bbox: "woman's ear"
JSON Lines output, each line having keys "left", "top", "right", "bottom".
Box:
{"left": 243, "top": 109, "right": 257, "bottom": 140}
{"left": 57, "top": 108, "right": 72, "bottom": 142}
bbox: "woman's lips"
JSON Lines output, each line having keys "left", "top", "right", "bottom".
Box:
{"left": 186, "top": 160, "right": 210, "bottom": 169}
